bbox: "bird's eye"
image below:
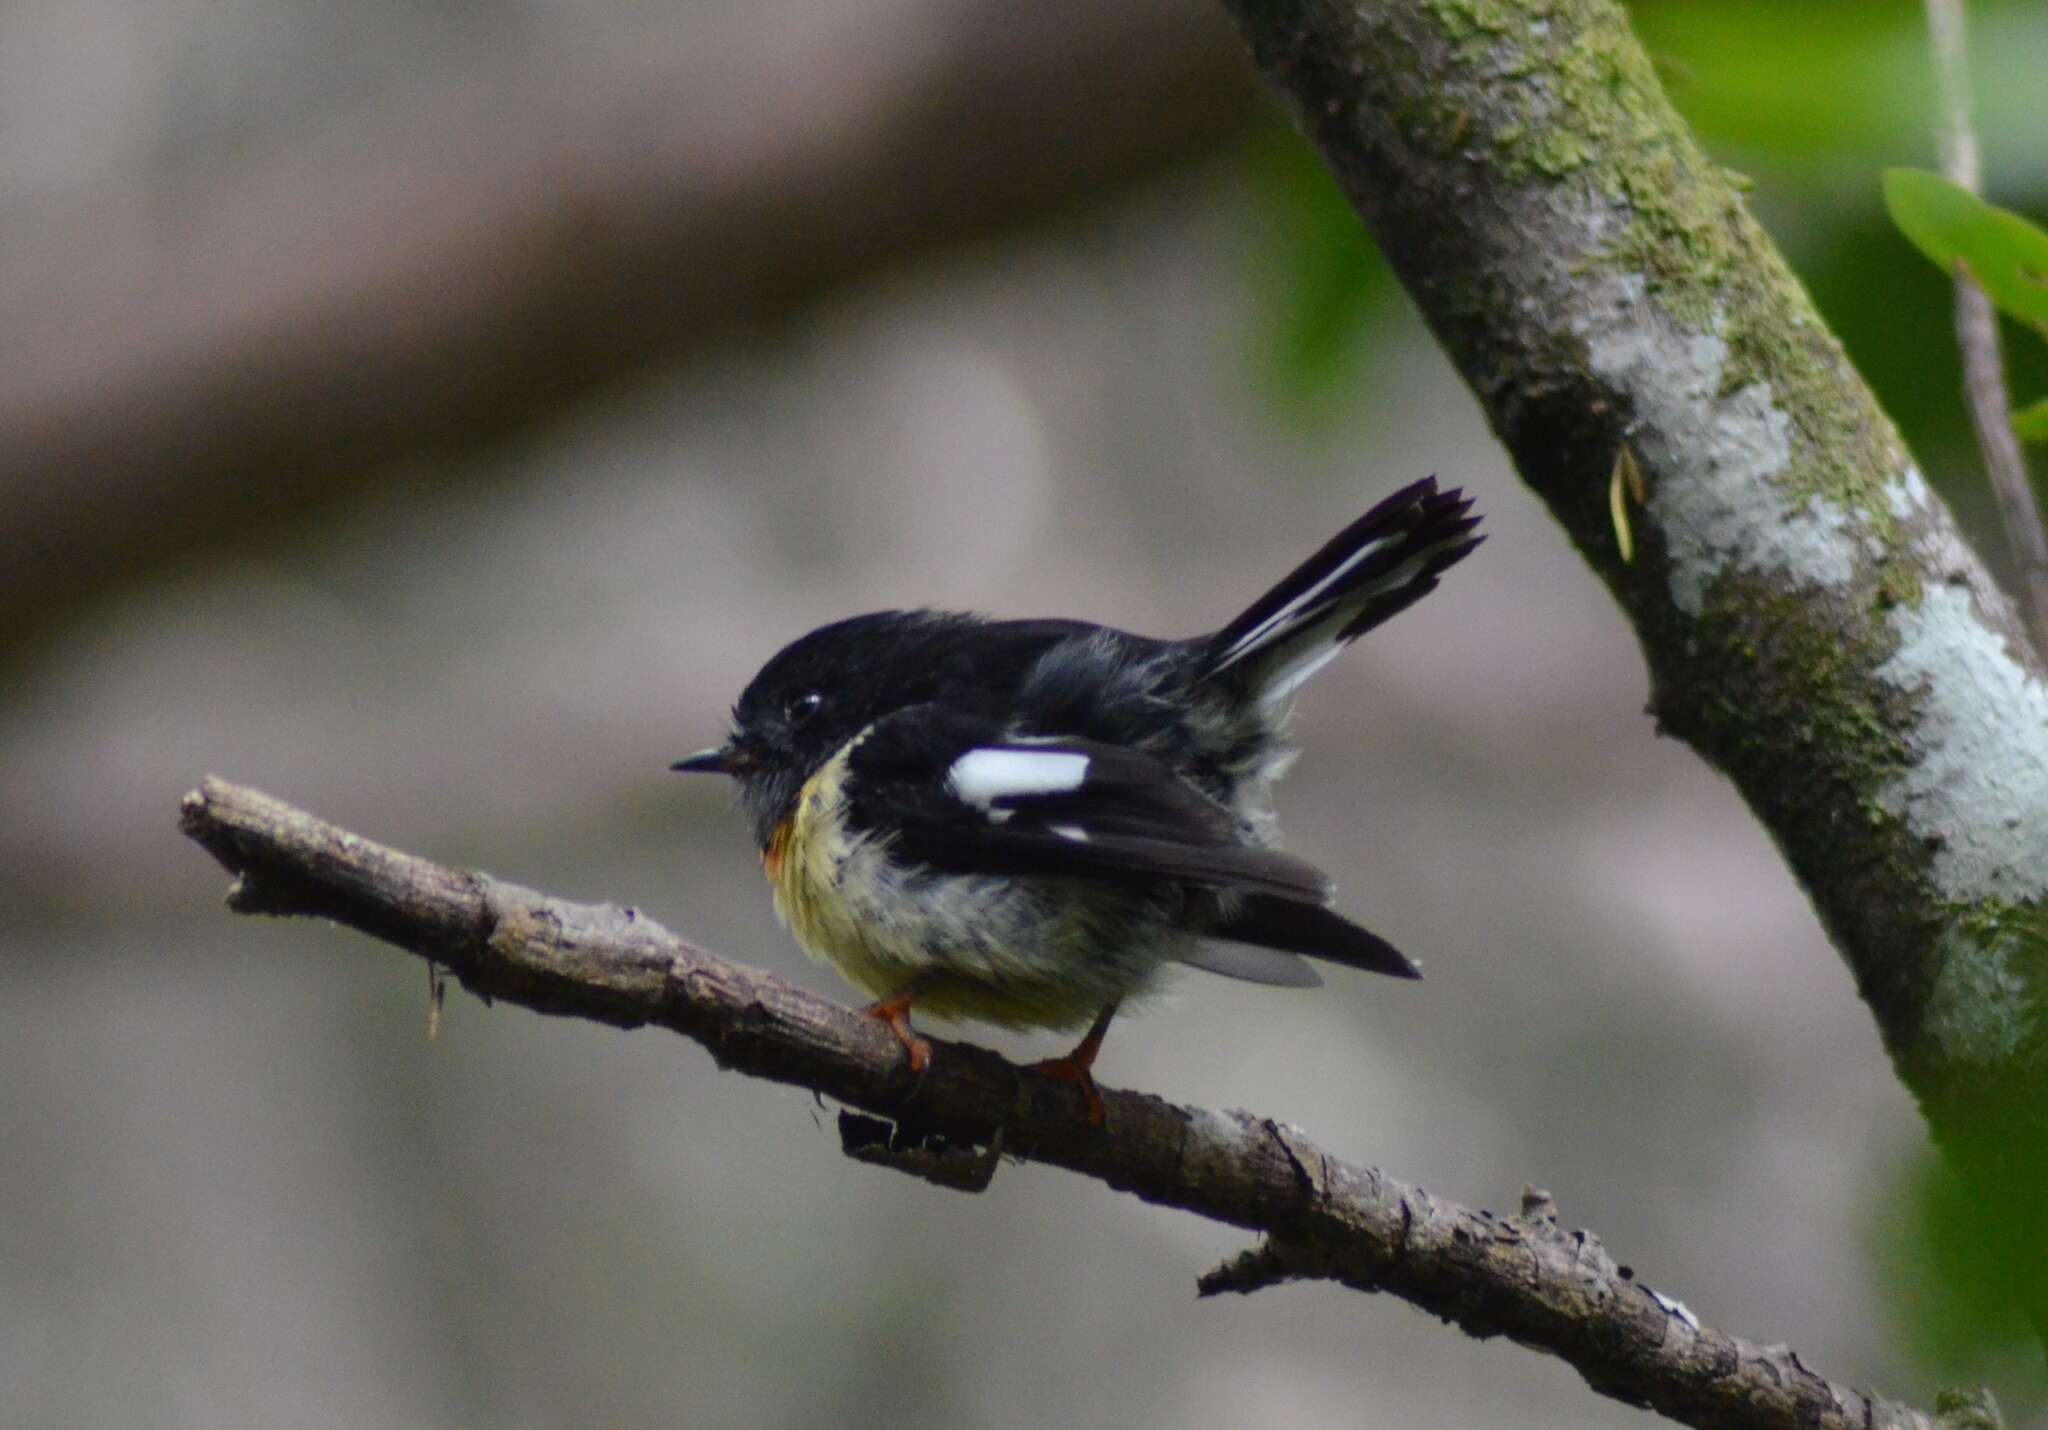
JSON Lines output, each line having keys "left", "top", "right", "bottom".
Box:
{"left": 784, "top": 691, "right": 824, "bottom": 726}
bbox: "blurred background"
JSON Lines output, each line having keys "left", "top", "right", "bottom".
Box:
{"left": 4, "top": 0, "right": 2046, "bottom": 1425}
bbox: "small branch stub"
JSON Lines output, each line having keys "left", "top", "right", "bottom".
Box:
{"left": 1198, "top": 1239, "right": 1315, "bottom": 1296}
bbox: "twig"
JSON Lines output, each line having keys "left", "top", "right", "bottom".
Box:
{"left": 178, "top": 776, "right": 1962, "bottom": 1430}
{"left": 1924, "top": 0, "right": 2048, "bottom": 648}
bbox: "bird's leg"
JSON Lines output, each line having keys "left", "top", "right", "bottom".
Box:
{"left": 1026, "top": 1000, "right": 1120, "bottom": 1126}
{"left": 862, "top": 990, "right": 933, "bottom": 1075}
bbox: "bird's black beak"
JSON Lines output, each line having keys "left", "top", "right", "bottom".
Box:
{"left": 670, "top": 746, "right": 735, "bottom": 775}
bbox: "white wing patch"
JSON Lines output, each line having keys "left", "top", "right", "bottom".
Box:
{"left": 947, "top": 748, "right": 1090, "bottom": 810}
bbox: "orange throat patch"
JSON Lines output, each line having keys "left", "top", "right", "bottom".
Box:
{"left": 762, "top": 817, "right": 793, "bottom": 884}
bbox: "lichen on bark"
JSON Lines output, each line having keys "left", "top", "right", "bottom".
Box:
{"left": 1219, "top": 0, "right": 2048, "bottom": 1337}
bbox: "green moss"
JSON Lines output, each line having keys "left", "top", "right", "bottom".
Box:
{"left": 1524, "top": 128, "right": 1591, "bottom": 178}
{"left": 1689, "top": 584, "right": 1909, "bottom": 801}
{"left": 1717, "top": 262, "right": 1910, "bottom": 541}
{"left": 1415, "top": 0, "right": 1732, "bottom": 322}
{"left": 1422, "top": 0, "right": 1522, "bottom": 48}
{"left": 1876, "top": 558, "right": 1924, "bottom": 611}
{"left": 1415, "top": 0, "right": 1913, "bottom": 540}
{"left": 1413, "top": 1, "right": 1659, "bottom": 182}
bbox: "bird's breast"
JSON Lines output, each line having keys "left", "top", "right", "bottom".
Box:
{"left": 764, "top": 738, "right": 922, "bottom": 997}
{"left": 758, "top": 725, "right": 1198, "bottom": 1028}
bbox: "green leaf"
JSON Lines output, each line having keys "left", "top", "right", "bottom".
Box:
{"left": 1883, "top": 168, "right": 2048, "bottom": 334}
{"left": 2014, "top": 396, "right": 2048, "bottom": 443}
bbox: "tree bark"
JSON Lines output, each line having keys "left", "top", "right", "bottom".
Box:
{"left": 179, "top": 776, "right": 1975, "bottom": 1430}
{"left": 1211, "top": 0, "right": 2048, "bottom": 1339}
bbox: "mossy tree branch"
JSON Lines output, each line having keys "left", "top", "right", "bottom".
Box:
{"left": 180, "top": 777, "right": 1974, "bottom": 1430}
{"left": 1213, "top": 0, "right": 2048, "bottom": 1340}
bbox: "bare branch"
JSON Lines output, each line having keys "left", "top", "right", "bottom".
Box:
{"left": 178, "top": 776, "right": 1961, "bottom": 1430}
{"left": 1922, "top": 0, "right": 2048, "bottom": 650}
{"left": 1924, "top": 0, "right": 1983, "bottom": 191}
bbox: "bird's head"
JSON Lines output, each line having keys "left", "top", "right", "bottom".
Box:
{"left": 671, "top": 611, "right": 963, "bottom": 847}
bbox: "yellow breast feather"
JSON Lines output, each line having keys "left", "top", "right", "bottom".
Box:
{"left": 767, "top": 738, "right": 929, "bottom": 1000}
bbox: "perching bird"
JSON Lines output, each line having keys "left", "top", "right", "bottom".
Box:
{"left": 673, "top": 478, "right": 1481, "bottom": 1122}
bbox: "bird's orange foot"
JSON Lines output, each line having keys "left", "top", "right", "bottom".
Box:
{"left": 1024, "top": 1051, "right": 1106, "bottom": 1126}
{"left": 862, "top": 993, "right": 932, "bottom": 1075}
{"left": 1025, "top": 1000, "right": 1120, "bottom": 1126}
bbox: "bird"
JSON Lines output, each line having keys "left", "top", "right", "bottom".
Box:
{"left": 672, "top": 477, "right": 1481, "bottom": 1123}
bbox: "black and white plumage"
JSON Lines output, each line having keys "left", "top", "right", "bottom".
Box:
{"left": 673, "top": 478, "right": 1481, "bottom": 1075}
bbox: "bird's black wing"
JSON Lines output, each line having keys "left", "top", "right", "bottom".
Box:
{"left": 844, "top": 705, "right": 1332, "bottom": 902}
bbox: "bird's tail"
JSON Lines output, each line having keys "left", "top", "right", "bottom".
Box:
{"left": 1201, "top": 477, "right": 1481, "bottom": 700}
